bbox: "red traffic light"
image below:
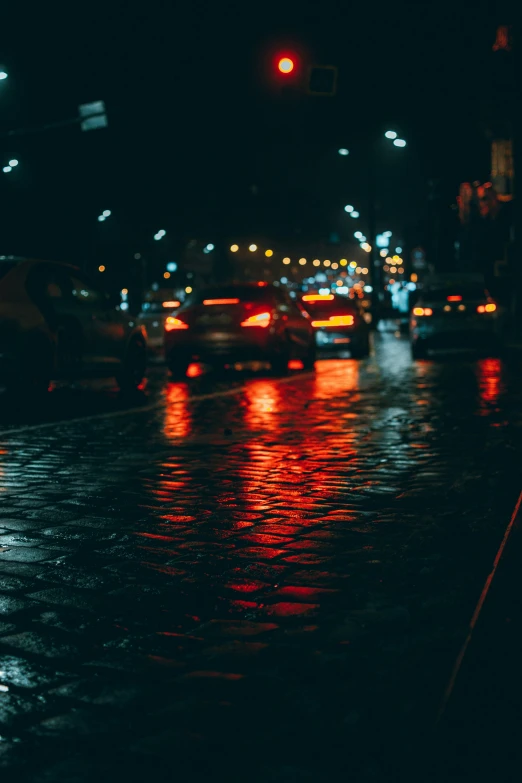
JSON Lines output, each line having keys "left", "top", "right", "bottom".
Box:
{"left": 277, "top": 56, "right": 295, "bottom": 74}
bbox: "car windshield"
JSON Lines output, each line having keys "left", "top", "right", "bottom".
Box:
{"left": 192, "top": 286, "right": 275, "bottom": 304}
{"left": 422, "top": 285, "right": 488, "bottom": 302}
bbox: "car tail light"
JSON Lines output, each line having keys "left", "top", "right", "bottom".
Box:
{"left": 165, "top": 316, "right": 189, "bottom": 331}
{"left": 477, "top": 302, "right": 497, "bottom": 314}
{"left": 302, "top": 294, "right": 334, "bottom": 302}
{"left": 447, "top": 295, "right": 462, "bottom": 302}
{"left": 162, "top": 300, "right": 181, "bottom": 308}
{"left": 413, "top": 307, "right": 433, "bottom": 316}
{"left": 203, "top": 298, "right": 240, "bottom": 305}
{"left": 311, "top": 314, "right": 355, "bottom": 328}
{"left": 240, "top": 311, "right": 271, "bottom": 328}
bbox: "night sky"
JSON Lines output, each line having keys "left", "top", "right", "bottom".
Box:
{"left": 0, "top": 0, "right": 505, "bottom": 269}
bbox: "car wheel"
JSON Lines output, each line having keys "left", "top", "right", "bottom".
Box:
{"left": 411, "top": 340, "right": 428, "bottom": 359}
{"left": 351, "top": 336, "right": 370, "bottom": 359}
{"left": 270, "top": 339, "right": 291, "bottom": 376}
{"left": 168, "top": 358, "right": 191, "bottom": 380}
{"left": 302, "top": 341, "right": 317, "bottom": 371}
{"left": 116, "top": 337, "right": 147, "bottom": 392}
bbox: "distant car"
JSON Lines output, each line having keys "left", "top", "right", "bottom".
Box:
{"left": 410, "top": 282, "right": 503, "bottom": 358}
{"left": 137, "top": 297, "right": 181, "bottom": 356}
{"left": 0, "top": 256, "right": 147, "bottom": 395}
{"left": 300, "top": 293, "right": 370, "bottom": 358}
{"left": 164, "top": 282, "right": 316, "bottom": 377}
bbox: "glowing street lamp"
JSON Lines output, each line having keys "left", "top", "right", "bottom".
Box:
{"left": 344, "top": 204, "right": 354, "bottom": 213}
{"left": 338, "top": 148, "right": 350, "bottom": 156}
{"left": 385, "top": 130, "right": 397, "bottom": 140}
{"left": 393, "top": 139, "right": 407, "bottom": 148}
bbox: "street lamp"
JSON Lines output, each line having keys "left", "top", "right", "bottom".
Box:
{"left": 350, "top": 211, "right": 360, "bottom": 218}
{"left": 338, "top": 148, "right": 350, "bottom": 156}
{"left": 2, "top": 166, "right": 12, "bottom": 173}
{"left": 344, "top": 204, "right": 354, "bottom": 213}
{"left": 393, "top": 139, "right": 407, "bottom": 148}
{"left": 8, "top": 159, "right": 18, "bottom": 167}
{"left": 102, "top": 209, "right": 111, "bottom": 217}
{"left": 385, "top": 130, "right": 397, "bottom": 140}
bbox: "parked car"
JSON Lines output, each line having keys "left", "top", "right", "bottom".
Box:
{"left": 164, "top": 282, "right": 316, "bottom": 378}
{"left": 0, "top": 256, "right": 147, "bottom": 395}
{"left": 300, "top": 292, "right": 371, "bottom": 358}
{"left": 410, "top": 279, "right": 503, "bottom": 358}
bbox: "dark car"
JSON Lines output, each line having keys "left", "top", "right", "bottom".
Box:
{"left": 0, "top": 257, "right": 147, "bottom": 396}
{"left": 300, "top": 293, "right": 371, "bottom": 358}
{"left": 164, "top": 282, "right": 316, "bottom": 378}
{"left": 409, "top": 282, "right": 504, "bottom": 358}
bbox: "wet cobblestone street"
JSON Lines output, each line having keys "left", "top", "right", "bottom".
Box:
{"left": 1, "top": 334, "right": 522, "bottom": 782}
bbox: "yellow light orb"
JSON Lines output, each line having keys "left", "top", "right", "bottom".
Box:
{"left": 163, "top": 272, "right": 171, "bottom": 279}
{"left": 230, "top": 244, "right": 239, "bottom": 252}
{"left": 349, "top": 261, "right": 357, "bottom": 268}
{"left": 121, "top": 288, "right": 128, "bottom": 295}
{"left": 324, "top": 260, "right": 331, "bottom": 267}
{"left": 283, "top": 257, "right": 291, "bottom": 264}
{"left": 362, "top": 267, "right": 368, "bottom": 275}
{"left": 98, "top": 265, "right": 106, "bottom": 272}
{"left": 313, "top": 259, "right": 321, "bottom": 267}
{"left": 355, "top": 267, "right": 361, "bottom": 274}
{"left": 340, "top": 259, "right": 348, "bottom": 266}
{"left": 265, "top": 249, "right": 274, "bottom": 257}
{"left": 249, "top": 244, "right": 257, "bottom": 252}
{"left": 299, "top": 257, "right": 307, "bottom": 265}
{"left": 331, "top": 262, "right": 339, "bottom": 270}
{"left": 185, "top": 286, "right": 192, "bottom": 294}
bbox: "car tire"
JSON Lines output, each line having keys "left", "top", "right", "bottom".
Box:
{"left": 302, "top": 342, "right": 317, "bottom": 371}
{"left": 168, "top": 358, "right": 191, "bottom": 380}
{"left": 116, "top": 337, "right": 147, "bottom": 392}
{"left": 270, "top": 339, "right": 291, "bottom": 376}
{"left": 351, "top": 336, "right": 370, "bottom": 359}
{"left": 411, "top": 340, "right": 428, "bottom": 359}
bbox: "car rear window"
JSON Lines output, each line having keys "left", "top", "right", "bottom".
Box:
{"left": 302, "top": 298, "right": 357, "bottom": 318}
{"left": 423, "top": 285, "right": 488, "bottom": 302}
{"left": 193, "top": 286, "right": 275, "bottom": 304}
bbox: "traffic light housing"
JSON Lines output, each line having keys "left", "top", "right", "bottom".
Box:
{"left": 308, "top": 65, "right": 337, "bottom": 96}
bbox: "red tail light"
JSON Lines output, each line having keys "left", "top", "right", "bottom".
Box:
{"left": 165, "top": 316, "right": 189, "bottom": 331}
{"left": 447, "top": 295, "right": 462, "bottom": 302}
{"left": 240, "top": 311, "right": 271, "bottom": 328}
{"left": 311, "top": 314, "right": 355, "bottom": 328}
{"left": 477, "top": 303, "right": 497, "bottom": 314}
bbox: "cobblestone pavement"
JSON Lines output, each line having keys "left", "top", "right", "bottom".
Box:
{"left": 1, "top": 334, "right": 522, "bottom": 782}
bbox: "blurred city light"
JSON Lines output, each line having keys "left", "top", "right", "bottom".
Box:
{"left": 350, "top": 211, "right": 360, "bottom": 218}
{"left": 249, "top": 244, "right": 257, "bottom": 252}
{"left": 282, "top": 257, "right": 291, "bottom": 264}
{"left": 265, "top": 249, "right": 274, "bottom": 257}
{"left": 8, "top": 159, "right": 18, "bottom": 167}
{"left": 340, "top": 259, "right": 348, "bottom": 266}
{"left": 230, "top": 244, "right": 239, "bottom": 252}
{"left": 411, "top": 273, "right": 418, "bottom": 283}
{"left": 380, "top": 249, "right": 387, "bottom": 257}
{"left": 385, "top": 131, "right": 397, "bottom": 140}
{"left": 97, "top": 215, "right": 106, "bottom": 222}
{"left": 364, "top": 285, "right": 373, "bottom": 293}
{"left": 185, "top": 286, "right": 193, "bottom": 294}
{"left": 393, "top": 139, "right": 407, "bottom": 148}
{"left": 134, "top": 253, "right": 141, "bottom": 259}
{"left": 98, "top": 265, "right": 106, "bottom": 272}
{"left": 361, "top": 243, "right": 371, "bottom": 252}
{"left": 313, "top": 259, "right": 320, "bottom": 267}
{"left": 280, "top": 276, "right": 288, "bottom": 284}
{"left": 356, "top": 267, "right": 361, "bottom": 274}
{"left": 0, "top": 71, "right": 7, "bottom": 80}
{"left": 395, "top": 246, "right": 403, "bottom": 253}
{"left": 398, "top": 267, "right": 404, "bottom": 274}
{"left": 166, "top": 262, "right": 178, "bottom": 272}
{"left": 319, "top": 288, "right": 330, "bottom": 295}
{"left": 164, "top": 272, "right": 171, "bottom": 279}
{"left": 338, "top": 148, "right": 349, "bottom": 156}
{"left": 344, "top": 204, "right": 354, "bottom": 213}
{"left": 331, "top": 262, "right": 339, "bottom": 270}
{"left": 2, "top": 166, "right": 12, "bottom": 173}
{"left": 349, "top": 261, "right": 357, "bottom": 268}
{"left": 383, "top": 231, "right": 392, "bottom": 238}
{"left": 337, "top": 286, "right": 348, "bottom": 294}
{"left": 299, "top": 257, "right": 307, "bottom": 265}
{"left": 354, "top": 231, "right": 364, "bottom": 240}
{"left": 278, "top": 57, "right": 295, "bottom": 74}
{"left": 336, "top": 280, "right": 343, "bottom": 286}
{"left": 102, "top": 209, "right": 111, "bottom": 217}
{"left": 362, "top": 267, "right": 368, "bottom": 274}
{"left": 205, "top": 243, "right": 215, "bottom": 251}
{"left": 323, "top": 260, "right": 331, "bottom": 267}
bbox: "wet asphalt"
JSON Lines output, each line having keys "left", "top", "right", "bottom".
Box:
{"left": 1, "top": 331, "right": 522, "bottom": 782}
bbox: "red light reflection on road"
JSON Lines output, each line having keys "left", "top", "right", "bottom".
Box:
{"left": 243, "top": 380, "right": 282, "bottom": 432}
{"left": 163, "top": 382, "right": 192, "bottom": 440}
{"left": 476, "top": 358, "right": 503, "bottom": 410}
{"left": 312, "top": 359, "right": 360, "bottom": 398}
{"left": 187, "top": 363, "right": 204, "bottom": 378}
